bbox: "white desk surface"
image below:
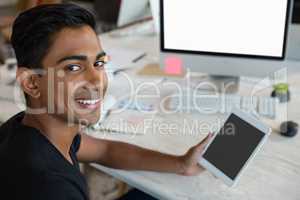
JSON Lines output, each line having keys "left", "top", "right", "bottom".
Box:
{"left": 0, "top": 30, "right": 300, "bottom": 200}
{"left": 88, "top": 32, "right": 300, "bottom": 200}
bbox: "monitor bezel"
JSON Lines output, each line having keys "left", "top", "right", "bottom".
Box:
{"left": 160, "top": 0, "right": 292, "bottom": 60}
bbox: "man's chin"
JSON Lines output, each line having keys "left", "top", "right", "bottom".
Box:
{"left": 76, "top": 116, "right": 100, "bottom": 126}
{"left": 67, "top": 113, "right": 100, "bottom": 127}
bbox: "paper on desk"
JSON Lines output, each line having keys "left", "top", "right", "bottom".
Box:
{"left": 104, "top": 47, "right": 145, "bottom": 72}
{"left": 138, "top": 63, "right": 186, "bottom": 77}
{"left": 96, "top": 110, "right": 155, "bottom": 136}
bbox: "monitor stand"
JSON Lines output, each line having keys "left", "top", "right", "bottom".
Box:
{"left": 187, "top": 74, "right": 240, "bottom": 94}
{"left": 209, "top": 75, "right": 240, "bottom": 94}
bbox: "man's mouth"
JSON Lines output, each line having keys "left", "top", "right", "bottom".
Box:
{"left": 75, "top": 98, "right": 101, "bottom": 110}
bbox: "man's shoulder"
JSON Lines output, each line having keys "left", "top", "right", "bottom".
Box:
{"left": 0, "top": 113, "right": 88, "bottom": 199}
{"left": 0, "top": 135, "right": 51, "bottom": 175}
{"left": 0, "top": 112, "right": 28, "bottom": 144}
{"left": 0, "top": 171, "right": 87, "bottom": 200}
{"left": 0, "top": 113, "right": 53, "bottom": 172}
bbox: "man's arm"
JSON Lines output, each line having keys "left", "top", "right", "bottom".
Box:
{"left": 77, "top": 133, "right": 212, "bottom": 176}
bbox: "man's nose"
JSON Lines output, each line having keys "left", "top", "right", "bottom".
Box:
{"left": 85, "top": 65, "right": 102, "bottom": 85}
{"left": 84, "top": 65, "right": 106, "bottom": 92}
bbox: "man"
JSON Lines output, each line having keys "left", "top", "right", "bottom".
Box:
{"left": 0, "top": 4, "right": 212, "bottom": 200}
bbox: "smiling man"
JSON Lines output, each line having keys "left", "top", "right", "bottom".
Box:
{"left": 0, "top": 4, "right": 212, "bottom": 200}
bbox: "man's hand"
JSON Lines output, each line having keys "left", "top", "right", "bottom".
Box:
{"left": 178, "top": 133, "right": 213, "bottom": 176}
{"left": 78, "top": 132, "right": 213, "bottom": 175}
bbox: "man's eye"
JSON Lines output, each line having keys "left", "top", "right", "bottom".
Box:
{"left": 66, "top": 64, "right": 81, "bottom": 72}
{"left": 94, "top": 60, "right": 106, "bottom": 69}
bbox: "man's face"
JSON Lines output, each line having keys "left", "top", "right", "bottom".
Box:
{"left": 38, "top": 26, "right": 108, "bottom": 125}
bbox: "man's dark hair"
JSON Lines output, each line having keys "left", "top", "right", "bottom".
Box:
{"left": 11, "top": 3, "right": 96, "bottom": 69}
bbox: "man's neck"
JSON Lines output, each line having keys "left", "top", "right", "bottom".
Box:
{"left": 22, "top": 111, "right": 80, "bottom": 165}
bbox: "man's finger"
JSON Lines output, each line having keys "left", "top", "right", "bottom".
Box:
{"left": 195, "top": 164, "right": 205, "bottom": 174}
{"left": 197, "top": 163, "right": 205, "bottom": 171}
{"left": 198, "top": 133, "right": 213, "bottom": 147}
{"left": 192, "top": 134, "right": 214, "bottom": 154}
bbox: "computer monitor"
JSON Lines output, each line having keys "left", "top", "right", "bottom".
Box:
{"left": 160, "top": 0, "right": 297, "bottom": 79}
{"left": 94, "top": 0, "right": 151, "bottom": 28}
{"left": 289, "top": 0, "right": 300, "bottom": 60}
{"left": 292, "top": 0, "right": 300, "bottom": 23}
{"left": 117, "top": 0, "right": 151, "bottom": 27}
{"left": 150, "top": 0, "right": 160, "bottom": 32}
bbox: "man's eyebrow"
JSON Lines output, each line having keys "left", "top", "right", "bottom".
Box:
{"left": 57, "top": 55, "right": 87, "bottom": 64}
{"left": 96, "top": 52, "right": 106, "bottom": 60}
{"left": 56, "top": 52, "right": 106, "bottom": 64}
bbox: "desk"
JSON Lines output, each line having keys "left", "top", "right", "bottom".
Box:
{"left": 87, "top": 31, "right": 300, "bottom": 200}
{"left": 0, "top": 30, "right": 299, "bottom": 200}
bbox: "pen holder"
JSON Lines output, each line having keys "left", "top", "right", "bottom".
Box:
{"left": 271, "top": 83, "right": 290, "bottom": 103}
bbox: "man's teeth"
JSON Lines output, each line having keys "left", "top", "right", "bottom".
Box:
{"left": 76, "top": 99, "right": 100, "bottom": 105}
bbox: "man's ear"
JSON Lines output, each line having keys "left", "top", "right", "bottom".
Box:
{"left": 16, "top": 67, "right": 41, "bottom": 99}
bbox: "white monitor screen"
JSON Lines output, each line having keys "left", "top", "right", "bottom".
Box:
{"left": 162, "top": 0, "right": 290, "bottom": 59}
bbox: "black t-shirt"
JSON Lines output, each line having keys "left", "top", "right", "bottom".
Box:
{"left": 0, "top": 112, "right": 89, "bottom": 200}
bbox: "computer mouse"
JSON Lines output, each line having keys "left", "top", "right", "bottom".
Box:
{"left": 280, "top": 121, "right": 298, "bottom": 137}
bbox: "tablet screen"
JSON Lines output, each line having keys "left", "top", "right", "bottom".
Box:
{"left": 202, "top": 113, "right": 265, "bottom": 180}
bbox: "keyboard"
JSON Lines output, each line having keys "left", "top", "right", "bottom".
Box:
{"left": 168, "top": 91, "right": 279, "bottom": 119}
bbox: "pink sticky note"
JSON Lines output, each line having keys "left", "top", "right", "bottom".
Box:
{"left": 164, "top": 56, "right": 183, "bottom": 75}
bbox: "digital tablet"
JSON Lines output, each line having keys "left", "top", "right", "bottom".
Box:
{"left": 198, "top": 108, "right": 271, "bottom": 187}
